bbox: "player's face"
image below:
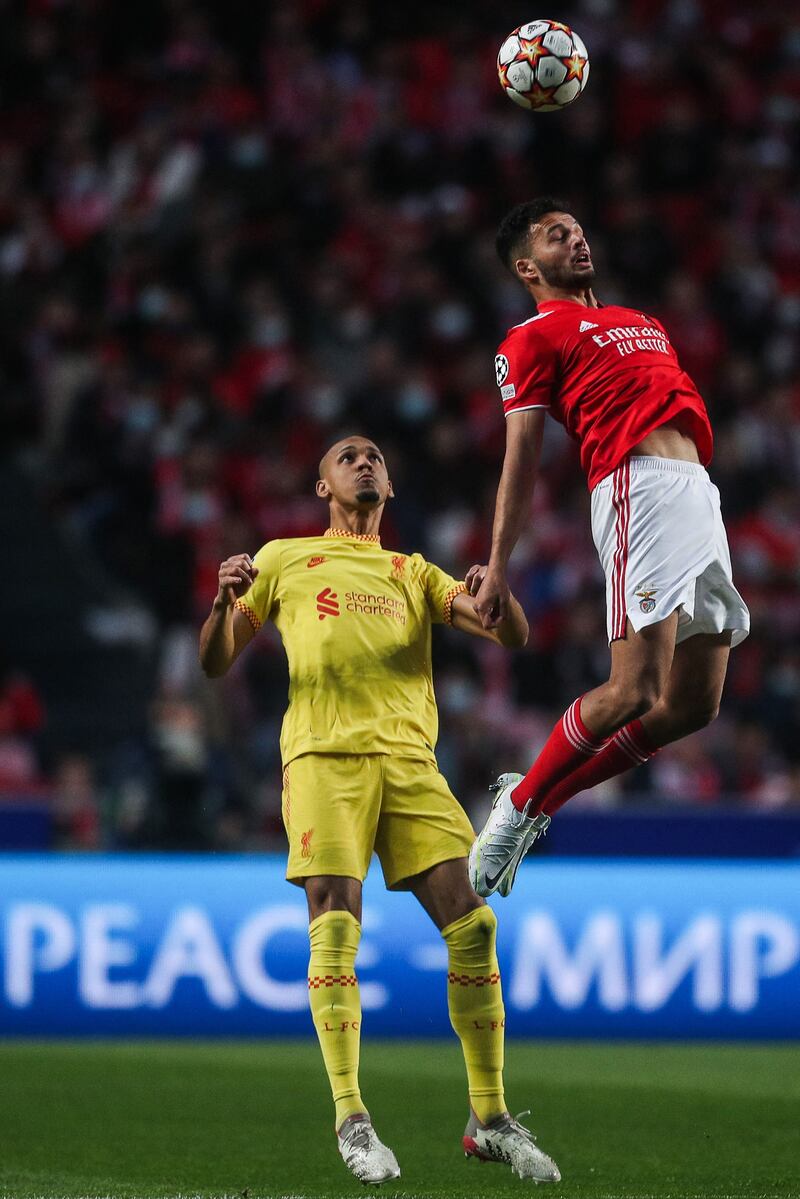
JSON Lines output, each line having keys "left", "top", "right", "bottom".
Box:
{"left": 526, "top": 212, "right": 595, "bottom": 289}
{"left": 317, "top": 438, "right": 393, "bottom": 508}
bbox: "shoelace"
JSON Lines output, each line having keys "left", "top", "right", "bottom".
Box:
{"left": 481, "top": 781, "right": 549, "bottom": 873}
{"left": 482, "top": 818, "right": 534, "bottom": 864}
{"left": 494, "top": 1110, "right": 539, "bottom": 1143}
{"left": 488, "top": 782, "right": 550, "bottom": 832}
{"left": 341, "top": 1121, "right": 373, "bottom": 1154}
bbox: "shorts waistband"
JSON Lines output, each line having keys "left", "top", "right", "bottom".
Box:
{"left": 594, "top": 457, "right": 708, "bottom": 489}
{"left": 627, "top": 455, "right": 706, "bottom": 476}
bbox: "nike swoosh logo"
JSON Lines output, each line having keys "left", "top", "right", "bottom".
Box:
{"left": 484, "top": 864, "right": 511, "bottom": 891}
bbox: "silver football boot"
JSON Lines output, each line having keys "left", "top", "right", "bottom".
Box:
{"left": 337, "top": 1114, "right": 401, "bottom": 1185}
{"left": 469, "top": 773, "right": 551, "bottom": 898}
{"left": 463, "top": 1108, "right": 561, "bottom": 1182}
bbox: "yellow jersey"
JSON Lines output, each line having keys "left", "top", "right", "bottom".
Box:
{"left": 234, "top": 528, "right": 467, "bottom": 767}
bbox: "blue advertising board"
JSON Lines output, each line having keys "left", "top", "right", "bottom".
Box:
{"left": 0, "top": 855, "right": 798, "bottom": 1038}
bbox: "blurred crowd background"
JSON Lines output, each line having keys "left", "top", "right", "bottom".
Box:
{"left": 1, "top": 0, "right": 799, "bottom": 850}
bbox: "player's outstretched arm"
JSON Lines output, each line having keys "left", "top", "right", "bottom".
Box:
{"left": 451, "top": 573, "right": 529, "bottom": 648}
{"left": 199, "top": 553, "right": 259, "bottom": 677}
{"left": 474, "top": 408, "right": 545, "bottom": 629}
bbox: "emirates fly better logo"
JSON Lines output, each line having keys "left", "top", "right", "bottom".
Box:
{"left": 316, "top": 587, "right": 340, "bottom": 619}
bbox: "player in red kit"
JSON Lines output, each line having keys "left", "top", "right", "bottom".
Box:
{"left": 468, "top": 197, "right": 750, "bottom": 898}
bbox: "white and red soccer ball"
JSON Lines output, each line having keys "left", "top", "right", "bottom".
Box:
{"left": 497, "top": 19, "right": 589, "bottom": 112}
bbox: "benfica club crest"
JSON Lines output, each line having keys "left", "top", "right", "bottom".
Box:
{"left": 636, "top": 587, "right": 658, "bottom": 614}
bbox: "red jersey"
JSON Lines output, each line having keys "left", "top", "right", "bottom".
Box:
{"left": 495, "top": 300, "right": 713, "bottom": 490}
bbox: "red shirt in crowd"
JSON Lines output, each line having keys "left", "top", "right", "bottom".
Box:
{"left": 494, "top": 300, "right": 714, "bottom": 489}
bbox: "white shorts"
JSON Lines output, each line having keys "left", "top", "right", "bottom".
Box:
{"left": 591, "top": 457, "right": 750, "bottom": 646}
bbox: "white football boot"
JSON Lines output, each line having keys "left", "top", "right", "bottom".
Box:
{"left": 463, "top": 1109, "right": 561, "bottom": 1183}
{"left": 337, "top": 1114, "right": 401, "bottom": 1185}
{"left": 468, "top": 773, "right": 551, "bottom": 898}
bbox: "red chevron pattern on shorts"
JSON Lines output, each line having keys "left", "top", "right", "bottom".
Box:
{"left": 308, "top": 974, "right": 358, "bottom": 989}
{"left": 447, "top": 971, "right": 501, "bottom": 986}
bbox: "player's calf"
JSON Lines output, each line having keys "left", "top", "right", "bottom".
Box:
{"left": 644, "top": 696, "right": 721, "bottom": 743}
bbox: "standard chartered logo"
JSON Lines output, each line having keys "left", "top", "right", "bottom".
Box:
{"left": 314, "top": 586, "right": 407, "bottom": 624}
{"left": 345, "top": 590, "right": 407, "bottom": 624}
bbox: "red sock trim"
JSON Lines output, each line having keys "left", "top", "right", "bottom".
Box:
{"left": 510, "top": 696, "right": 606, "bottom": 812}
{"left": 615, "top": 717, "right": 658, "bottom": 762}
{"left": 563, "top": 697, "right": 606, "bottom": 755}
{"left": 540, "top": 717, "right": 657, "bottom": 818}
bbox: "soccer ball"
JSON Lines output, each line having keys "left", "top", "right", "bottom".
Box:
{"left": 497, "top": 19, "right": 589, "bottom": 112}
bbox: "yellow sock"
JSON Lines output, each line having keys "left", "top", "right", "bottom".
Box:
{"left": 308, "top": 910, "right": 365, "bottom": 1129}
{"left": 442, "top": 905, "right": 506, "bottom": 1124}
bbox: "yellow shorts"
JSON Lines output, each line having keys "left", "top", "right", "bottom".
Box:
{"left": 281, "top": 753, "right": 475, "bottom": 890}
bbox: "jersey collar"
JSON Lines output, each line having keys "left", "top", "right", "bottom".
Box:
{"left": 537, "top": 299, "right": 598, "bottom": 314}
{"left": 324, "top": 527, "right": 381, "bottom": 545}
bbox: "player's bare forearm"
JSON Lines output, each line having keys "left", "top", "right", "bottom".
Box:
{"left": 474, "top": 409, "right": 544, "bottom": 629}
{"left": 199, "top": 602, "right": 238, "bottom": 677}
{"left": 488, "top": 409, "right": 545, "bottom": 570}
{"left": 199, "top": 554, "right": 258, "bottom": 677}
{"left": 452, "top": 584, "right": 528, "bottom": 648}
{"left": 494, "top": 591, "right": 528, "bottom": 647}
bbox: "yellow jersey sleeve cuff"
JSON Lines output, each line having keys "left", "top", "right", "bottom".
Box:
{"left": 234, "top": 599, "right": 262, "bottom": 633}
{"left": 443, "top": 581, "right": 468, "bottom": 626}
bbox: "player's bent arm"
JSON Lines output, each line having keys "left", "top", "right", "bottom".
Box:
{"left": 450, "top": 590, "right": 529, "bottom": 648}
{"left": 489, "top": 408, "right": 546, "bottom": 572}
{"left": 474, "top": 408, "right": 546, "bottom": 630}
{"left": 199, "top": 552, "right": 260, "bottom": 677}
{"left": 199, "top": 604, "right": 255, "bottom": 677}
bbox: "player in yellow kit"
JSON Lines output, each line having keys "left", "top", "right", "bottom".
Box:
{"left": 199, "top": 435, "right": 560, "bottom": 1186}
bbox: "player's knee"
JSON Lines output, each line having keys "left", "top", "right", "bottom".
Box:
{"left": 609, "top": 679, "right": 661, "bottom": 724}
{"left": 442, "top": 902, "right": 496, "bottom": 950}
{"left": 304, "top": 877, "right": 360, "bottom": 922}
{"left": 657, "top": 694, "right": 720, "bottom": 739}
{"left": 629, "top": 691, "right": 659, "bottom": 722}
{"left": 685, "top": 697, "right": 720, "bottom": 733}
{"left": 471, "top": 903, "right": 497, "bottom": 945}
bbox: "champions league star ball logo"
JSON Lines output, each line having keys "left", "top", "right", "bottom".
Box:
{"left": 495, "top": 354, "right": 510, "bottom": 386}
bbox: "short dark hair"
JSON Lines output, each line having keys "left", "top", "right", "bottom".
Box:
{"left": 496, "top": 197, "right": 572, "bottom": 272}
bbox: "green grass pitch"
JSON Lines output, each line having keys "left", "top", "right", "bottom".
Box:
{"left": 0, "top": 1039, "right": 797, "bottom": 1199}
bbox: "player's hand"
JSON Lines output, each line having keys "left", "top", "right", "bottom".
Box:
{"left": 215, "top": 554, "right": 258, "bottom": 608}
{"left": 465, "top": 564, "right": 488, "bottom": 596}
{"left": 473, "top": 565, "right": 510, "bottom": 630}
